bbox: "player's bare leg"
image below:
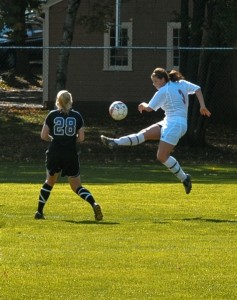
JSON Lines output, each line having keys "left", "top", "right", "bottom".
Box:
{"left": 139, "top": 123, "right": 161, "bottom": 140}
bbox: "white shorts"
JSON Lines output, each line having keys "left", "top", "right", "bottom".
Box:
{"left": 158, "top": 119, "right": 187, "bottom": 146}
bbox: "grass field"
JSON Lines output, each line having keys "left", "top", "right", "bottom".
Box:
{"left": 1, "top": 162, "right": 237, "bottom": 299}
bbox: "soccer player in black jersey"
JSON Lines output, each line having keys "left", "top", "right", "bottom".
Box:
{"left": 35, "top": 90, "right": 103, "bottom": 221}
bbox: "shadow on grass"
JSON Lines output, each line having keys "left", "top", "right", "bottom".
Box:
{"left": 1, "top": 162, "right": 237, "bottom": 184}
{"left": 183, "top": 217, "right": 237, "bottom": 223}
{"left": 154, "top": 217, "right": 237, "bottom": 224}
{"left": 63, "top": 220, "right": 120, "bottom": 225}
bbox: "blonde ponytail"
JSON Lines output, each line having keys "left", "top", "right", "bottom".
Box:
{"left": 55, "top": 90, "right": 73, "bottom": 114}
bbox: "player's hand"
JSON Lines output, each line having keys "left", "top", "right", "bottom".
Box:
{"left": 138, "top": 102, "right": 150, "bottom": 113}
{"left": 200, "top": 107, "right": 211, "bottom": 117}
{"left": 138, "top": 102, "right": 147, "bottom": 113}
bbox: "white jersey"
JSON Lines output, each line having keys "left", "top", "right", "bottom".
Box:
{"left": 148, "top": 80, "right": 200, "bottom": 123}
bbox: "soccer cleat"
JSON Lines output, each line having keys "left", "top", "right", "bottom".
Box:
{"left": 34, "top": 211, "right": 45, "bottom": 219}
{"left": 93, "top": 204, "right": 103, "bottom": 221}
{"left": 100, "top": 135, "right": 117, "bottom": 150}
{"left": 183, "top": 174, "right": 192, "bottom": 194}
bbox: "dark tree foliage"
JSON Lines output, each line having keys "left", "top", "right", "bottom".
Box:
{"left": 179, "top": 0, "right": 237, "bottom": 146}
{"left": 78, "top": 0, "right": 130, "bottom": 33}
{"left": 0, "top": 0, "right": 43, "bottom": 74}
{"left": 78, "top": 0, "right": 115, "bottom": 33}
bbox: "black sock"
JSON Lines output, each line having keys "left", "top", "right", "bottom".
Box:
{"left": 76, "top": 186, "right": 96, "bottom": 207}
{"left": 37, "top": 183, "right": 52, "bottom": 214}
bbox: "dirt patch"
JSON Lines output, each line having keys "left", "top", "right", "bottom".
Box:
{"left": 0, "top": 63, "right": 42, "bottom": 90}
{"left": 0, "top": 64, "right": 43, "bottom": 107}
{"left": 0, "top": 90, "right": 43, "bottom": 107}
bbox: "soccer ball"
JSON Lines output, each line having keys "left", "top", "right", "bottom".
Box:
{"left": 109, "top": 101, "right": 128, "bottom": 121}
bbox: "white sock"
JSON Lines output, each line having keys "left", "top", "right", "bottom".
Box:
{"left": 163, "top": 156, "right": 186, "bottom": 182}
{"left": 114, "top": 133, "right": 145, "bottom": 146}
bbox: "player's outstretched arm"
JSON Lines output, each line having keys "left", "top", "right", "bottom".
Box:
{"left": 195, "top": 89, "right": 211, "bottom": 117}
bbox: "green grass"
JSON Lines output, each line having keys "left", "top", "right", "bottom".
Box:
{"left": 1, "top": 162, "right": 237, "bottom": 299}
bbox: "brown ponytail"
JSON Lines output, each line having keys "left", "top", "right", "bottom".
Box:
{"left": 151, "top": 68, "right": 169, "bottom": 82}
{"left": 168, "top": 70, "right": 185, "bottom": 82}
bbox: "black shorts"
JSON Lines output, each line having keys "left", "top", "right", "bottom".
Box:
{"left": 45, "top": 149, "right": 80, "bottom": 177}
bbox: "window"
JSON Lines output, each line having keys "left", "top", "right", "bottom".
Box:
{"left": 166, "top": 22, "right": 181, "bottom": 70}
{"left": 104, "top": 22, "right": 132, "bottom": 71}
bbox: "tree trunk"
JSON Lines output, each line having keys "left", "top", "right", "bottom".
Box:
{"left": 185, "top": 0, "right": 207, "bottom": 146}
{"left": 56, "top": 0, "right": 81, "bottom": 92}
{"left": 179, "top": 0, "right": 189, "bottom": 75}
{"left": 187, "top": 51, "right": 213, "bottom": 145}
{"left": 4, "top": 0, "right": 31, "bottom": 74}
{"left": 186, "top": 0, "right": 207, "bottom": 82}
{"left": 15, "top": 3, "right": 30, "bottom": 74}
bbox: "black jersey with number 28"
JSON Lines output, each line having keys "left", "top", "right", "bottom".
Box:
{"left": 45, "top": 109, "right": 84, "bottom": 151}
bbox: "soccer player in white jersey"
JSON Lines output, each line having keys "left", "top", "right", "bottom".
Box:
{"left": 101, "top": 68, "right": 211, "bottom": 194}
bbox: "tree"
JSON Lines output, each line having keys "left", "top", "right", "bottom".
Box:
{"left": 0, "top": 0, "right": 43, "bottom": 74}
{"left": 56, "top": 0, "right": 81, "bottom": 92}
{"left": 55, "top": 0, "right": 116, "bottom": 92}
{"left": 201, "top": 0, "right": 237, "bottom": 124}
{"left": 184, "top": 0, "right": 207, "bottom": 146}
{"left": 180, "top": 0, "right": 237, "bottom": 146}
{"left": 179, "top": 0, "right": 190, "bottom": 75}
{"left": 78, "top": 0, "right": 115, "bottom": 33}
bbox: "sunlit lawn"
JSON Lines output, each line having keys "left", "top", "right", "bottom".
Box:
{"left": 1, "top": 162, "right": 237, "bottom": 299}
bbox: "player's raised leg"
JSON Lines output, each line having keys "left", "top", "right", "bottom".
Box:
{"left": 101, "top": 123, "right": 161, "bottom": 149}
{"left": 101, "top": 132, "right": 145, "bottom": 149}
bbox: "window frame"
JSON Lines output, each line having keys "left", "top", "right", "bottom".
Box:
{"left": 166, "top": 22, "right": 181, "bottom": 70}
{"left": 103, "top": 22, "right": 133, "bottom": 71}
